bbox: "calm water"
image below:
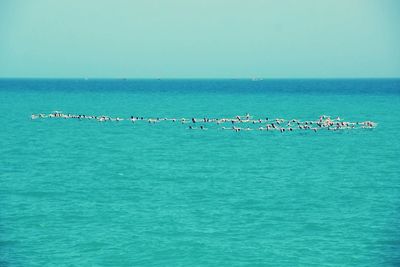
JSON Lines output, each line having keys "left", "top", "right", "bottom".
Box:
{"left": 1, "top": 79, "right": 400, "bottom": 266}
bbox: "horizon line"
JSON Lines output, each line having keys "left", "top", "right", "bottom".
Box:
{"left": 1, "top": 77, "right": 400, "bottom": 80}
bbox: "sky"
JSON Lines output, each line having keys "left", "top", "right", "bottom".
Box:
{"left": 0, "top": 0, "right": 399, "bottom": 78}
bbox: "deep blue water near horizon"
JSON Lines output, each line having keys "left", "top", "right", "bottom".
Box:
{"left": 1, "top": 79, "right": 400, "bottom": 266}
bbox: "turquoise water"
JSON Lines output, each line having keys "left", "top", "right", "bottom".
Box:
{"left": 1, "top": 79, "right": 400, "bottom": 266}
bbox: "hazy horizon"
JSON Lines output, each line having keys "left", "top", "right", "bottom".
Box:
{"left": 1, "top": 0, "right": 399, "bottom": 78}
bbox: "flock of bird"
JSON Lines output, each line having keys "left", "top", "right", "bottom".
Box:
{"left": 31, "top": 111, "right": 377, "bottom": 132}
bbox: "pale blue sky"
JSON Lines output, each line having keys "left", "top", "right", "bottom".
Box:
{"left": 0, "top": 0, "right": 399, "bottom": 78}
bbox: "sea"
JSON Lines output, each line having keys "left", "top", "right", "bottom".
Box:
{"left": 1, "top": 79, "right": 400, "bottom": 266}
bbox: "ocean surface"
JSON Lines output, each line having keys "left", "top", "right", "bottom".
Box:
{"left": 1, "top": 79, "right": 400, "bottom": 266}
